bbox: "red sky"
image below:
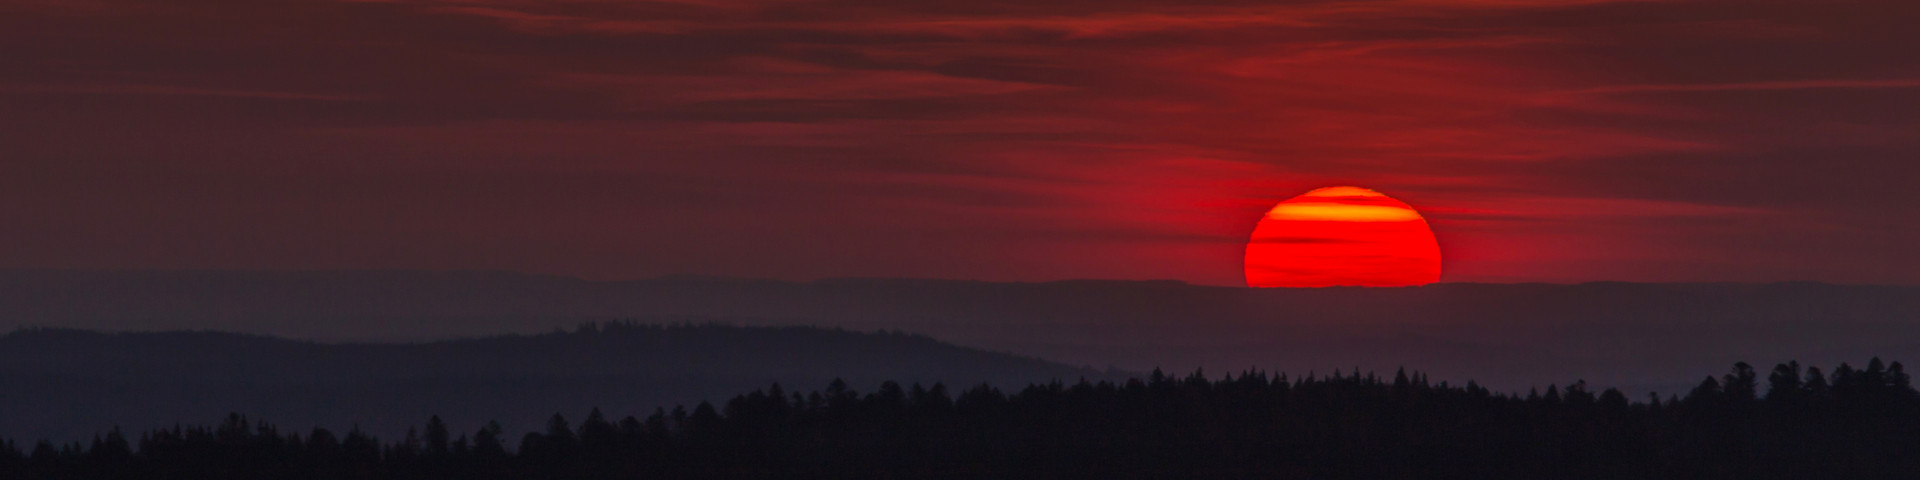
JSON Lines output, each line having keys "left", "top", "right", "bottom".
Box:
{"left": 2, "top": 0, "right": 1917, "bottom": 285}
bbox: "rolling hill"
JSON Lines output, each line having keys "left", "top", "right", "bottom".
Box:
{"left": 0, "top": 324, "right": 1113, "bottom": 442}
{"left": 5, "top": 270, "right": 1920, "bottom": 401}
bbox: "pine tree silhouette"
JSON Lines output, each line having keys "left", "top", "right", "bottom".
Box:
{"left": 9, "top": 360, "right": 1920, "bottom": 480}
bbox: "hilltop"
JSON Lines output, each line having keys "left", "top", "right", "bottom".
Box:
{"left": 5, "top": 270, "right": 1920, "bottom": 396}
{"left": 0, "top": 324, "right": 1112, "bottom": 441}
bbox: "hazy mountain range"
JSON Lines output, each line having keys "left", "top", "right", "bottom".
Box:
{"left": 0, "top": 324, "right": 1110, "bottom": 442}
{"left": 4, "top": 270, "right": 1919, "bottom": 405}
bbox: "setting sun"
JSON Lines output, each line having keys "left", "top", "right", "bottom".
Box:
{"left": 1244, "top": 186, "right": 1442, "bottom": 288}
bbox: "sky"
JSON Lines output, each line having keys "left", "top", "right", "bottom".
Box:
{"left": 2, "top": 0, "right": 1917, "bottom": 285}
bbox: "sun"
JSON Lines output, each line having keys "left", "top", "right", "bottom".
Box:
{"left": 1243, "top": 186, "right": 1442, "bottom": 287}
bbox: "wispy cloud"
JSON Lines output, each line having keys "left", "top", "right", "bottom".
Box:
{"left": 2, "top": 0, "right": 1917, "bottom": 284}
{"left": 1565, "top": 79, "right": 1920, "bottom": 95}
{"left": 0, "top": 84, "right": 371, "bottom": 101}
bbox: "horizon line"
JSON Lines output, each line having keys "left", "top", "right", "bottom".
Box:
{"left": 0, "top": 267, "right": 1910, "bottom": 288}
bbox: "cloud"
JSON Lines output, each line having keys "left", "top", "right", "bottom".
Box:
{"left": 1563, "top": 78, "right": 1920, "bottom": 95}
{"left": 0, "top": 83, "right": 372, "bottom": 101}
{"left": 549, "top": 68, "right": 1059, "bottom": 103}
{"left": 1, "top": 0, "right": 1917, "bottom": 284}
{"left": 1250, "top": 237, "right": 1368, "bottom": 245}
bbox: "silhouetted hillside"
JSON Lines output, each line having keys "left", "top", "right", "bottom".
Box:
{"left": 0, "top": 324, "right": 1113, "bottom": 442}
{"left": 4, "top": 270, "right": 1919, "bottom": 396}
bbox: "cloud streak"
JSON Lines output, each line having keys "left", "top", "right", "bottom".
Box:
{"left": 1, "top": 0, "right": 1916, "bottom": 284}
{"left": 1566, "top": 78, "right": 1920, "bottom": 95}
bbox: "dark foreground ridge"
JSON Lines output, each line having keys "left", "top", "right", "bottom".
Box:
{"left": 5, "top": 360, "right": 1917, "bottom": 480}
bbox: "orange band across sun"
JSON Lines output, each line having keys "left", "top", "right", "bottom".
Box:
{"left": 1264, "top": 203, "right": 1426, "bottom": 222}
{"left": 1244, "top": 186, "right": 1442, "bottom": 288}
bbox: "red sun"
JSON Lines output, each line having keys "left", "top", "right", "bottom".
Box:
{"left": 1243, "top": 186, "right": 1442, "bottom": 288}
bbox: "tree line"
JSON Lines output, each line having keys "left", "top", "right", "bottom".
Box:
{"left": 3, "top": 359, "right": 1917, "bottom": 479}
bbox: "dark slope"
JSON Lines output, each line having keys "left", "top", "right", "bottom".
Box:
{"left": 0, "top": 324, "right": 1112, "bottom": 442}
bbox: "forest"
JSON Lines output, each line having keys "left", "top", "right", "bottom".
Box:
{"left": 2, "top": 359, "right": 1916, "bottom": 480}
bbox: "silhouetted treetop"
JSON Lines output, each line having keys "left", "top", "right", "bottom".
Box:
{"left": 5, "top": 359, "right": 1919, "bottom": 480}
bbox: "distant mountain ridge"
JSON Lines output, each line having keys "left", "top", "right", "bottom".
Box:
{"left": 0, "top": 323, "right": 1114, "bottom": 442}
{"left": 4, "top": 270, "right": 1920, "bottom": 400}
